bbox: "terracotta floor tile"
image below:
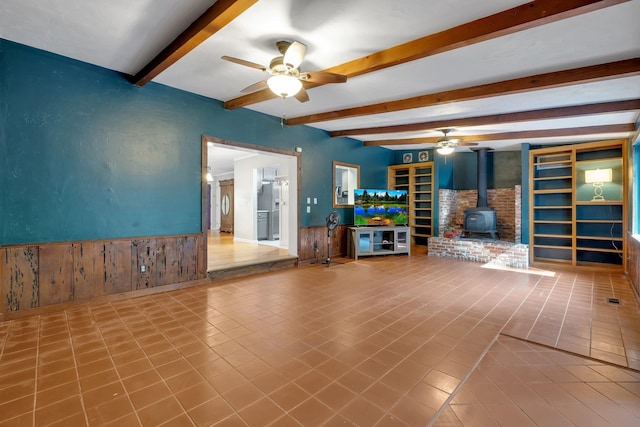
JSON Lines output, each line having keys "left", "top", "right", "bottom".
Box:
{"left": 137, "top": 396, "right": 185, "bottom": 427}
{"left": 79, "top": 368, "right": 120, "bottom": 392}
{"left": 129, "top": 381, "right": 174, "bottom": 411}
{"left": 553, "top": 403, "right": 611, "bottom": 427}
{"left": 1, "top": 257, "right": 640, "bottom": 426}
{"left": 361, "top": 381, "right": 403, "bottom": 411}
{"left": 188, "top": 396, "right": 235, "bottom": 427}
{"left": 237, "top": 397, "right": 285, "bottom": 427}
{"left": 0, "top": 394, "right": 35, "bottom": 421}
{"left": 389, "top": 396, "right": 438, "bottom": 426}
{"left": 483, "top": 403, "right": 536, "bottom": 427}
{"left": 268, "top": 383, "right": 310, "bottom": 411}
{"left": 289, "top": 397, "right": 334, "bottom": 426}
{"left": 35, "top": 380, "right": 80, "bottom": 409}
{"left": 122, "top": 368, "right": 163, "bottom": 393}
{"left": 340, "top": 396, "right": 386, "bottom": 426}
{"left": 222, "top": 382, "right": 265, "bottom": 411}
{"left": 449, "top": 404, "right": 499, "bottom": 426}
{"left": 175, "top": 381, "right": 219, "bottom": 410}
{"left": 315, "top": 382, "right": 357, "bottom": 412}
{"left": 35, "top": 395, "right": 83, "bottom": 425}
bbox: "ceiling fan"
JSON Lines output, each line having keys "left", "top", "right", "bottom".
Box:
{"left": 435, "top": 129, "right": 477, "bottom": 155}
{"left": 222, "top": 40, "right": 348, "bottom": 102}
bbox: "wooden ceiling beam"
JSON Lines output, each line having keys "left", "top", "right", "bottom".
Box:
{"left": 131, "top": 0, "right": 258, "bottom": 86}
{"left": 224, "top": 0, "right": 629, "bottom": 110}
{"left": 330, "top": 99, "right": 640, "bottom": 137}
{"left": 363, "top": 124, "right": 635, "bottom": 146}
{"left": 290, "top": 58, "right": 640, "bottom": 126}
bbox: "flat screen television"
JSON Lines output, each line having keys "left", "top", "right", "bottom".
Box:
{"left": 354, "top": 189, "right": 408, "bottom": 226}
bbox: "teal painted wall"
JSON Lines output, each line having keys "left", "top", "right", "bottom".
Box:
{"left": 0, "top": 40, "right": 392, "bottom": 245}
{"left": 452, "top": 151, "right": 521, "bottom": 190}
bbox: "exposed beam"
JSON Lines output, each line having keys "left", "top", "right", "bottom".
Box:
{"left": 288, "top": 58, "right": 640, "bottom": 127}
{"left": 131, "top": 0, "right": 258, "bottom": 86}
{"left": 363, "top": 124, "right": 635, "bottom": 146}
{"left": 224, "top": 0, "right": 629, "bottom": 110}
{"left": 330, "top": 99, "right": 640, "bottom": 137}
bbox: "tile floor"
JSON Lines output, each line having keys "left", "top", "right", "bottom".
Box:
{"left": 0, "top": 256, "right": 639, "bottom": 426}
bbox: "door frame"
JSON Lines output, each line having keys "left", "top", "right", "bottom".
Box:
{"left": 200, "top": 135, "right": 301, "bottom": 269}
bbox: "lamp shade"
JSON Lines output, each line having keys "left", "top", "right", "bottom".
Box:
{"left": 585, "top": 168, "right": 612, "bottom": 183}
{"left": 436, "top": 146, "right": 455, "bottom": 155}
{"left": 267, "top": 75, "right": 302, "bottom": 98}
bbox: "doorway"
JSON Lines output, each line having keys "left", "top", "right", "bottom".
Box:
{"left": 202, "top": 136, "right": 299, "bottom": 271}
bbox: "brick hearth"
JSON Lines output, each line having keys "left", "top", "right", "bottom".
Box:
{"left": 433, "top": 185, "right": 528, "bottom": 267}
{"left": 438, "top": 186, "right": 521, "bottom": 243}
{"left": 428, "top": 237, "right": 529, "bottom": 268}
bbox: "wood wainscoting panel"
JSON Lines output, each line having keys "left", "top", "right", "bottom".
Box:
{"left": 73, "top": 242, "right": 105, "bottom": 300}
{"left": 299, "top": 225, "right": 348, "bottom": 262}
{"left": 38, "top": 244, "right": 74, "bottom": 306}
{"left": 156, "top": 238, "right": 179, "bottom": 286}
{"left": 133, "top": 239, "right": 157, "bottom": 290}
{"left": 1, "top": 234, "right": 204, "bottom": 318}
{"left": 104, "top": 241, "right": 133, "bottom": 295}
{"left": 179, "top": 236, "right": 198, "bottom": 282}
{"left": 1, "top": 246, "right": 39, "bottom": 312}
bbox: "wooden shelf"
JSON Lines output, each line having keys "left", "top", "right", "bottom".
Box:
{"left": 533, "top": 189, "right": 572, "bottom": 194}
{"left": 576, "top": 235, "right": 622, "bottom": 241}
{"left": 534, "top": 175, "right": 572, "bottom": 181}
{"left": 534, "top": 160, "right": 571, "bottom": 166}
{"left": 576, "top": 247, "right": 623, "bottom": 254}
{"left": 532, "top": 244, "right": 572, "bottom": 250}
{"left": 389, "top": 162, "right": 434, "bottom": 247}
{"left": 529, "top": 140, "right": 626, "bottom": 270}
{"left": 575, "top": 219, "right": 623, "bottom": 223}
{"left": 575, "top": 200, "right": 623, "bottom": 205}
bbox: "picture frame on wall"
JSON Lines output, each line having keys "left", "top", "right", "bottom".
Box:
{"left": 419, "top": 151, "right": 429, "bottom": 162}
{"left": 402, "top": 153, "right": 413, "bottom": 163}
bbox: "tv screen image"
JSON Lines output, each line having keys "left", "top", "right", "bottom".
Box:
{"left": 354, "top": 189, "right": 408, "bottom": 226}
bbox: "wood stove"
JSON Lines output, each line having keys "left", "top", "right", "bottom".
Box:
{"left": 464, "top": 148, "right": 498, "bottom": 240}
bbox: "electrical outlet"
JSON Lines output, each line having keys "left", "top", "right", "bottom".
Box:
{"left": 140, "top": 265, "right": 146, "bottom": 273}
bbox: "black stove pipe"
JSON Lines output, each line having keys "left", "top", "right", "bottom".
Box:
{"left": 474, "top": 148, "right": 490, "bottom": 208}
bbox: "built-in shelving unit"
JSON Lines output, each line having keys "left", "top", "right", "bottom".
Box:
{"left": 347, "top": 226, "right": 410, "bottom": 260}
{"left": 388, "top": 162, "right": 434, "bottom": 248}
{"left": 529, "top": 140, "right": 626, "bottom": 270}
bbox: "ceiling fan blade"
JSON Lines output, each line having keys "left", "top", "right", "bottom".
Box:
{"left": 221, "top": 56, "right": 266, "bottom": 71}
{"left": 294, "top": 87, "right": 310, "bottom": 103}
{"left": 283, "top": 41, "right": 307, "bottom": 68}
{"left": 303, "top": 71, "right": 348, "bottom": 84}
{"left": 458, "top": 142, "right": 478, "bottom": 146}
{"left": 240, "top": 80, "right": 268, "bottom": 93}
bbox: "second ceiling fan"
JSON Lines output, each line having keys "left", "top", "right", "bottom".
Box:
{"left": 435, "top": 129, "right": 477, "bottom": 155}
{"left": 222, "top": 40, "right": 347, "bottom": 102}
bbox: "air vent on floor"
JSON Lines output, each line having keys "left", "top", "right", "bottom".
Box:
{"left": 607, "top": 297, "right": 620, "bottom": 305}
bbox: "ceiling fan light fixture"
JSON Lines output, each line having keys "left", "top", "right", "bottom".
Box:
{"left": 267, "top": 74, "right": 302, "bottom": 98}
{"left": 436, "top": 145, "right": 455, "bottom": 155}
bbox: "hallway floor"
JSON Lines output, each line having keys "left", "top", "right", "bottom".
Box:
{"left": 1, "top": 256, "right": 639, "bottom": 426}
{"left": 207, "top": 231, "right": 294, "bottom": 271}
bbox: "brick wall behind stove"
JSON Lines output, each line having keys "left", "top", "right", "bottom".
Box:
{"left": 438, "top": 186, "right": 521, "bottom": 243}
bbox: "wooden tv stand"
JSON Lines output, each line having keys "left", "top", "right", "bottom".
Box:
{"left": 347, "top": 226, "right": 410, "bottom": 260}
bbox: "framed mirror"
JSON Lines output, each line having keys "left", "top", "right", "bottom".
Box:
{"left": 333, "top": 161, "right": 360, "bottom": 207}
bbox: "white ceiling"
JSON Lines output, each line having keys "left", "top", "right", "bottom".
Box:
{"left": 1, "top": 0, "right": 639, "bottom": 152}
